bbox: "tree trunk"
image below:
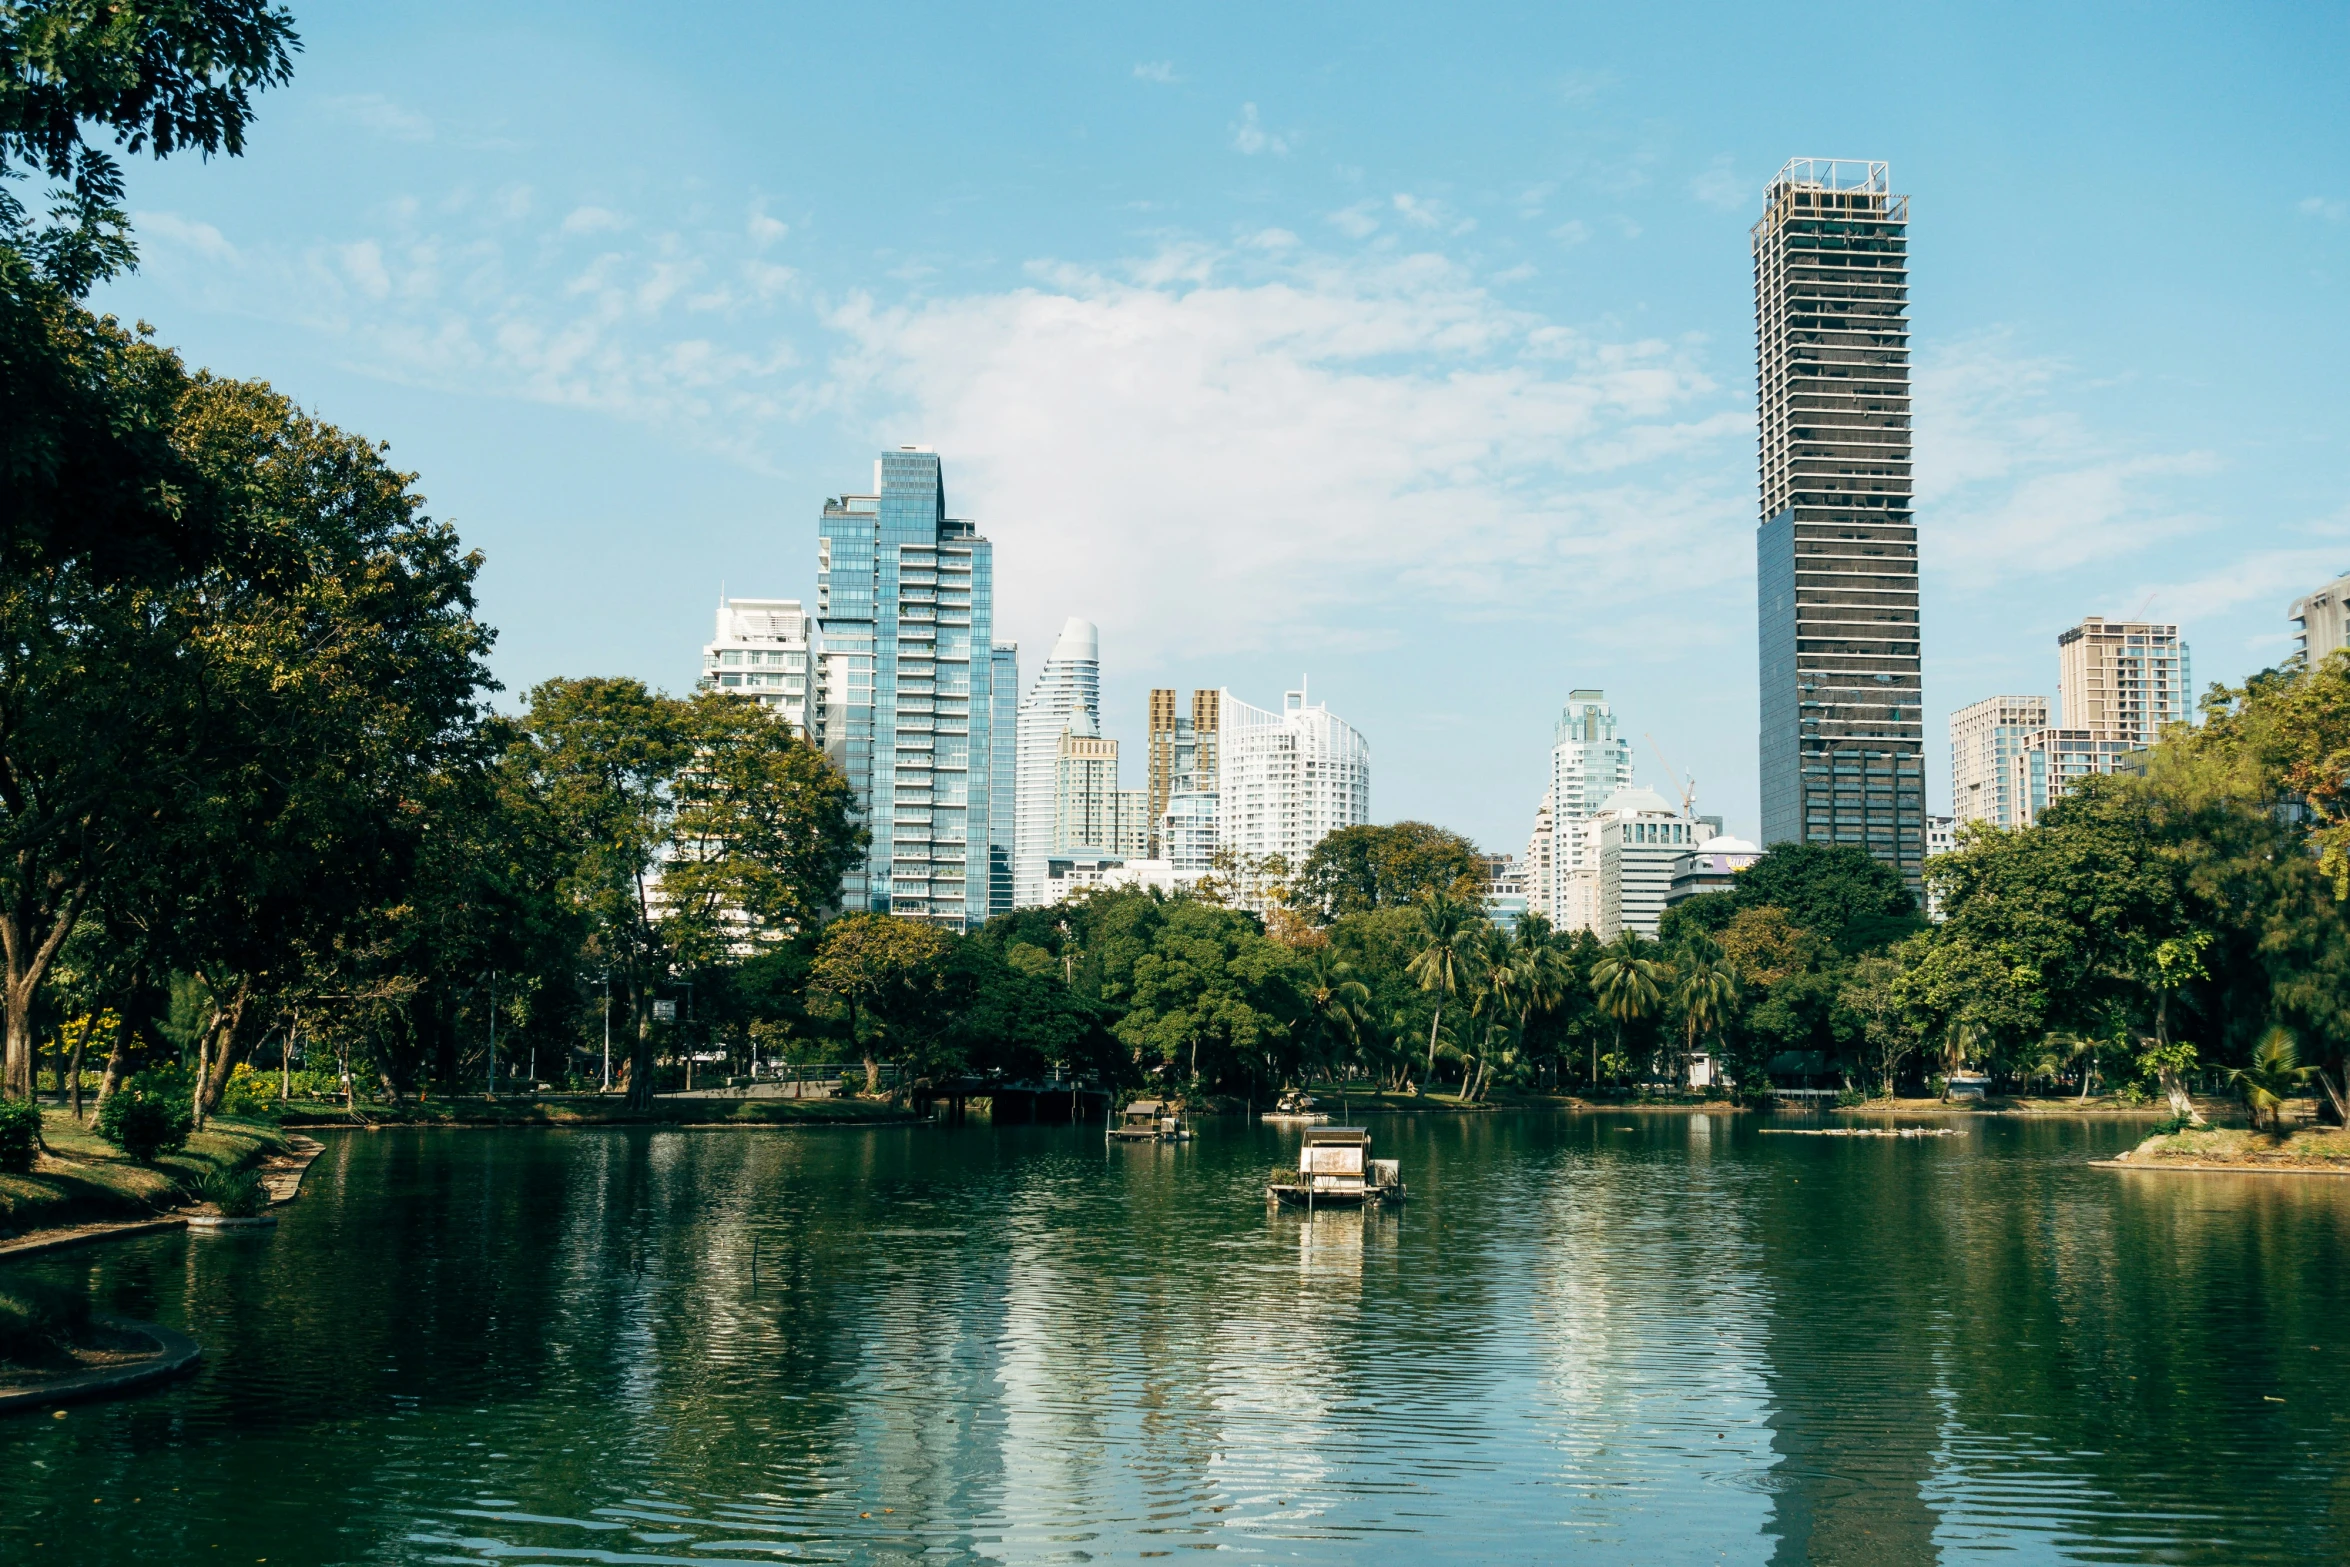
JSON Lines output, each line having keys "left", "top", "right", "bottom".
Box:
{"left": 0, "top": 884, "right": 88, "bottom": 1101}
{"left": 68, "top": 1014, "right": 88, "bottom": 1121}
{"left": 1424, "top": 1002, "right": 1443, "bottom": 1086}
{"left": 195, "top": 978, "right": 252, "bottom": 1121}
{"left": 96, "top": 1012, "right": 131, "bottom": 1107}
{"left": 625, "top": 1011, "right": 656, "bottom": 1109}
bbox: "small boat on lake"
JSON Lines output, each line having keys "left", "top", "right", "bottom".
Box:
{"left": 1261, "top": 1089, "right": 1330, "bottom": 1125}
{"left": 1109, "top": 1099, "right": 1192, "bottom": 1142}
{"left": 1267, "top": 1127, "right": 1405, "bottom": 1207}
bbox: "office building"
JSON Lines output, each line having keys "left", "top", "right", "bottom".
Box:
{"left": 1546, "top": 691, "right": 1637, "bottom": 930}
{"left": 815, "top": 448, "right": 997, "bottom": 929}
{"left": 1665, "top": 835, "right": 1763, "bottom": 906}
{"left": 1948, "top": 695, "right": 2049, "bottom": 830}
{"left": 1013, "top": 618, "right": 1102, "bottom": 907}
{"left": 700, "top": 598, "right": 813, "bottom": 733}
{"left": 1147, "top": 689, "right": 1221, "bottom": 859}
{"left": 1052, "top": 714, "right": 1152, "bottom": 862}
{"left": 1216, "top": 682, "right": 1370, "bottom": 885}
{"left": 1753, "top": 158, "right": 1925, "bottom": 892}
{"left": 988, "top": 643, "right": 1019, "bottom": 918}
{"left": 1593, "top": 787, "right": 1708, "bottom": 940}
{"left": 1926, "top": 814, "right": 1956, "bottom": 858}
{"left": 2008, "top": 729, "right": 2138, "bottom": 827}
{"left": 2290, "top": 572, "right": 2350, "bottom": 670}
{"left": 2056, "top": 618, "right": 2190, "bottom": 747}
{"left": 1521, "top": 792, "right": 1556, "bottom": 921}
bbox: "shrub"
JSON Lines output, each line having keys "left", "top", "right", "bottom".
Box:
{"left": 97, "top": 1087, "right": 194, "bottom": 1162}
{"left": 2115, "top": 1080, "right": 2151, "bottom": 1108}
{"left": 219, "top": 1063, "right": 281, "bottom": 1119}
{"left": 0, "top": 1098, "right": 43, "bottom": 1174}
{"left": 0, "top": 1277, "right": 92, "bottom": 1370}
{"left": 200, "top": 1168, "right": 268, "bottom": 1217}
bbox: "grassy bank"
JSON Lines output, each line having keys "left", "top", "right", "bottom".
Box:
{"left": 272, "top": 1095, "right": 922, "bottom": 1129}
{"left": 2113, "top": 1125, "right": 2350, "bottom": 1169}
{"left": 0, "top": 1110, "right": 289, "bottom": 1239}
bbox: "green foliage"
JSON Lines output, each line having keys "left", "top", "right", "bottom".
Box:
{"left": 200, "top": 1167, "right": 267, "bottom": 1217}
{"left": 0, "top": 1096, "right": 42, "bottom": 1172}
{"left": 96, "top": 1074, "right": 193, "bottom": 1160}
{"left": 0, "top": 1, "right": 300, "bottom": 292}
{"left": 1294, "top": 822, "right": 1485, "bottom": 924}
{"left": 2228, "top": 1027, "right": 2313, "bottom": 1132}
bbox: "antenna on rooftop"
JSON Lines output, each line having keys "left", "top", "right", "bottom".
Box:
{"left": 1645, "top": 733, "right": 1697, "bottom": 820}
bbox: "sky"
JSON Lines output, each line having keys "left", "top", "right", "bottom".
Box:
{"left": 88, "top": 1, "right": 2350, "bottom": 851}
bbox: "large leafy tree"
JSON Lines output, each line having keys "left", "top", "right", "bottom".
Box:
{"left": 1, "top": 0, "right": 299, "bottom": 291}
{"left": 661, "top": 692, "right": 863, "bottom": 969}
{"left": 1294, "top": 821, "right": 1485, "bottom": 924}
{"left": 808, "top": 913, "right": 958, "bottom": 1093}
{"left": 517, "top": 677, "right": 691, "bottom": 1106}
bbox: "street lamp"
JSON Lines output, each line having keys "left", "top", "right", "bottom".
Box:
{"left": 601, "top": 969, "right": 612, "bottom": 1092}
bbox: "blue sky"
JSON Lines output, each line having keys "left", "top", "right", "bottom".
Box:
{"left": 91, "top": 1, "right": 2350, "bottom": 851}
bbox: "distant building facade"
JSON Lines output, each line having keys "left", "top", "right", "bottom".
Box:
{"left": 815, "top": 448, "right": 997, "bottom": 929}
{"left": 1520, "top": 792, "right": 1556, "bottom": 922}
{"left": 2057, "top": 617, "right": 2191, "bottom": 746}
{"left": 988, "top": 642, "right": 1019, "bottom": 917}
{"left": 2009, "top": 729, "right": 2139, "bottom": 827}
{"left": 2291, "top": 572, "right": 2350, "bottom": 670}
{"left": 1545, "top": 691, "right": 1636, "bottom": 931}
{"left": 1752, "top": 158, "right": 1926, "bottom": 893}
{"left": 700, "top": 598, "right": 813, "bottom": 732}
{"left": 1665, "top": 835, "right": 1762, "bottom": 906}
{"left": 1216, "top": 683, "right": 1370, "bottom": 881}
{"left": 1013, "top": 618, "right": 1101, "bottom": 907}
{"left": 1949, "top": 695, "right": 2049, "bottom": 830}
{"left": 1593, "top": 787, "right": 1706, "bottom": 940}
{"left": 1148, "top": 688, "right": 1221, "bottom": 871}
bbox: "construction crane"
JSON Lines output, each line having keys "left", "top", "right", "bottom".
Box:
{"left": 1644, "top": 733, "right": 1697, "bottom": 820}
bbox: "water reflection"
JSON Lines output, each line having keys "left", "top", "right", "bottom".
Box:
{"left": 0, "top": 1114, "right": 2346, "bottom": 1564}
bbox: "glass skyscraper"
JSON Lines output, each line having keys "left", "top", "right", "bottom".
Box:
{"left": 1752, "top": 158, "right": 1925, "bottom": 893}
{"left": 815, "top": 448, "right": 996, "bottom": 930}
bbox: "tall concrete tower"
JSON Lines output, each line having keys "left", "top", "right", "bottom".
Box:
{"left": 1752, "top": 158, "right": 1924, "bottom": 896}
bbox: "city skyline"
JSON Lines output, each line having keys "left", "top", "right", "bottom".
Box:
{"left": 107, "top": 6, "right": 2349, "bottom": 853}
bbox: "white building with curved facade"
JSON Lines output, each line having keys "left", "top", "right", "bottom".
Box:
{"left": 1013, "top": 618, "right": 1101, "bottom": 907}
{"left": 1216, "top": 682, "right": 1370, "bottom": 883}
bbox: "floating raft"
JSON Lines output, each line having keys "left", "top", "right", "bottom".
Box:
{"left": 1760, "top": 1127, "right": 1962, "bottom": 1138}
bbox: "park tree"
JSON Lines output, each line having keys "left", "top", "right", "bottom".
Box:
{"left": 661, "top": 692, "right": 864, "bottom": 969}
{"left": 1588, "top": 930, "right": 1667, "bottom": 1088}
{"left": 1404, "top": 889, "right": 1480, "bottom": 1089}
{"left": 1294, "top": 822, "right": 1485, "bottom": 923}
{"left": 808, "top": 913, "right": 957, "bottom": 1094}
{"left": 517, "top": 677, "right": 692, "bottom": 1106}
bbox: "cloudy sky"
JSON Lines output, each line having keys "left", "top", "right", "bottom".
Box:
{"left": 93, "top": 1, "right": 2350, "bottom": 849}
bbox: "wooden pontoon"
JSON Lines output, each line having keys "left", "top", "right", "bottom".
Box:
{"left": 1261, "top": 1089, "right": 1330, "bottom": 1125}
{"left": 1267, "top": 1127, "right": 1405, "bottom": 1207}
{"left": 1108, "top": 1099, "right": 1191, "bottom": 1142}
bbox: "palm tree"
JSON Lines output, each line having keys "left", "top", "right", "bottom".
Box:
{"left": 1405, "top": 890, "right": 1479, "bottom": 1091}
{"left": 1674, "top": 941, "right": 1739, "bottom": 1090}
{"left": 1508, "top": 916, "right": 1573, "bottom": 1091}
{"left": 1464, "top": 925, "right": 1520, "bottom": 1103}
{"left": 1588, "top": 930, "right": 1667, "bottom": 1091}
{"left": 1299, "top": 954, "right": 1371, "bottom": 1090}
{"left": 2228, "top": 1026, "right": 2314, "bottom": 1133}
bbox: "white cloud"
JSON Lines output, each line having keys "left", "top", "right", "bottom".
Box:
{"left": 561, "top": 205, "right": 628, "bottom": 235}
{"left": 747, "top": 208, "right": 789, "bottom": 247}
{"left": 1551, "top": 219, "right": 1591, "bottom": 247}
{"left": 822, "top": 247, "right": 1748, "bottom": 662}
{"left": 1690, "top": 159, "right": 1746, "bottom": 212}
{"left": 1916, "top": 334, "right": 2220, "bottom": 590}
{"left": 340, "top": 239, "right": 392, "bottom": 299}
{"left": 1133, "top": 60, "right": 1178, "bottom": 83}
{"left": 2300, "top": 195, "right": 2347, "bottom": 222}
{"left": 325, "top": 93, "right": 433, "bottom": 142}
{"left": 135, "top": 210, "right": 238, "bottom": 261}
{"left": 1230, "top": 103, "right": 1290, "bottom": 157}
{"left": 1329, "top": 202, "right": 1381, "bottom": 239}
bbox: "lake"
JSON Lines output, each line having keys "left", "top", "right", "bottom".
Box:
{"left": 3, "top": 1111, "right": 2347, "bottom": 1564}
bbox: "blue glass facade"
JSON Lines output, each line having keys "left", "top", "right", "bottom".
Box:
{"left": 817, "top": 450, "right": 995, "bottom": 929}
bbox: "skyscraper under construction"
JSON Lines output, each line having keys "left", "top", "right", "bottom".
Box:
{"left": 1752, "top": 158, "right": 1925, "bottom": 895}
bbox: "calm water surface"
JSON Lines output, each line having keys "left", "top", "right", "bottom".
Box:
{"left": 3, "top": 1113, "right": 2348, "bottom": 1565}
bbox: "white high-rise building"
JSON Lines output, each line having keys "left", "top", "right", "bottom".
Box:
{"left": 1521, "top": 791, "right": 1556, "bottom": 921}
{"left": 2290, "top": 572, "right": 2350, "bottom": 670}
{"left": 1546, "top": 691, "right": 1636, "bottom": 931}
{"left": 1593, "top": 786, "right": 1706, "bottom": 940}
{"left": 1013, "top": 618, "right": 1101, "bottom": 907}
{"left": 701, "top": 598, "right": 814, "bottom": 733}
{"left": 1215, "top": 682, "right": 1370, "bottom": 884}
